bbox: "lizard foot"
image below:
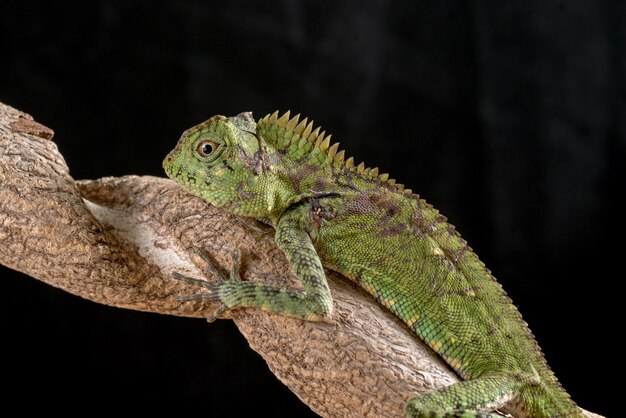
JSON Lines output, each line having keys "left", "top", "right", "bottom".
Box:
{"left": 172, "top": 247, "right": 243, "bottom": 322}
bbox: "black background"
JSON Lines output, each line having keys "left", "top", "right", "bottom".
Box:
{"left": 1, "top": 1, "right": 622, "bottom": 416}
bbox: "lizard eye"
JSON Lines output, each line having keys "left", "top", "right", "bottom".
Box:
{"left": 196, "top": 140, "right": 218, "bottom": 157}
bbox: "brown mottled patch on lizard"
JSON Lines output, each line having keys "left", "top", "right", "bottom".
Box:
{"left": 309, "top": 198, "right": 336, "bottom": 228}
{"left": 377, "top": 223, "right": 407, "bottom": 238}
{"left": 237, "top": 186, "right": 256, "bottom": 200}
{"left": 240, "top": 148, "right": 265, "bottom": 174}
{"left": 291, "top": 164, "right": 319, "bottom": 193}
{"left": 374, "top": 197, "right": 402, "bottom": 219}
{"left": 313, "top": 177, "right": 332, "bottom": 193}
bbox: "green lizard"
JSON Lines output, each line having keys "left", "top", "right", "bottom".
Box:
{"left": 163, "top": 111, "right": 583, "bottom": 418}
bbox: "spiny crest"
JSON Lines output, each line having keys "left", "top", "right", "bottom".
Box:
{"left": 258, "top": 111, "right": 412, "bottom": 194}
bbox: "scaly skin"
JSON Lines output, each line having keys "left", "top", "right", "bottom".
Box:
{"left": 163, "top": 111, "right": 583, "bottom": 418}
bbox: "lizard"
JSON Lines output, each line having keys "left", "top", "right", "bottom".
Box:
{"left": 163, "top": 110, "right": 584, "bottom": 418}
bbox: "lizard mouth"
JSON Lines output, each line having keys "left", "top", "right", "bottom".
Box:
{"left": 162, "top": 151, "right": 174, "bottom": 170}
{"left": 173, "top": 176, "right": 205, "bottom": 198}
{"left": 163, "top": 161, "right": 209, "bottom": 198}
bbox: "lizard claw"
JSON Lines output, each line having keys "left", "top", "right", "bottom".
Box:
{"left": 172, "top": 272, "right": 222, "bottom": 303}
{"left": 206, "top": 303, "right": 229, "bottom": 323}
{"left": 172, "top": 247, "right": 244, "bottom": 322}
{"left": 194, "top": 247, "right": 243, "bottom": 282}
{"left": 172, "top": 271, "right": 222, "bottom": 289}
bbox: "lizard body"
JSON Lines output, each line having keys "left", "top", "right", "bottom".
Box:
{"left": 163, "top": 111, "right": 583, "bottom": 418}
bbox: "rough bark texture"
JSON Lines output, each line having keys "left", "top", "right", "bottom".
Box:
{"left": 0, "top": 102, "right": 601, "bottom": 418}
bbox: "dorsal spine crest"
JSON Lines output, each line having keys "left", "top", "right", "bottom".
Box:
{"left": 258, "top": 111, "right": 412, "bottom": 193}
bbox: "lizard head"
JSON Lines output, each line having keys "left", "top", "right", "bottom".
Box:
{"left": 163, "top": 112, "right": 294, "bottom": 218}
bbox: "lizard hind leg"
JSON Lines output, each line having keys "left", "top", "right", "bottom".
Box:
{"left": 404, "top": 375, "right": 518, "bottom": 418}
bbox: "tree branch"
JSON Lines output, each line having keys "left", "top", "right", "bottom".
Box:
{"left": 0, "top": 102, "right": 601, "bottom": 418}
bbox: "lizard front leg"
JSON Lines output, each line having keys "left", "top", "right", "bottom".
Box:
{"left": 175, "top": 206, "right": 333, "bottom": 322}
